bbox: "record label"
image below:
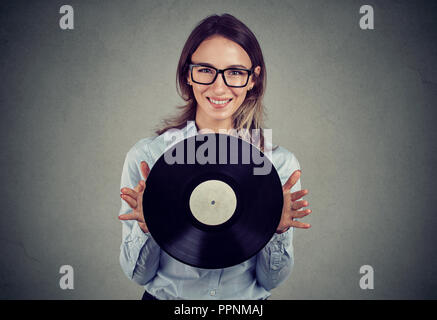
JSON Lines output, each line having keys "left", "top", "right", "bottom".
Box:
{"left": 189, "top": 179, "right": 237, "bottom": 226}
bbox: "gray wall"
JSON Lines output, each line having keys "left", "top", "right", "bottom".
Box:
{"left": 0, "top": 0, "right": 436, "bottom": 299}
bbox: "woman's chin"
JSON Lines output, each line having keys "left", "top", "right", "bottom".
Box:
{"left": 203, "top": 106, "right": 231, "bottom": 117}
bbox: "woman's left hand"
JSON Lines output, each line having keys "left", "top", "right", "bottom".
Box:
{"left": 276, "top": 170, "right": 312, "bottom": 234}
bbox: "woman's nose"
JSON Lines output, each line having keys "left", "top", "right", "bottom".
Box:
{"left": 211, "top": 73, "right": 228, "bottom": 93}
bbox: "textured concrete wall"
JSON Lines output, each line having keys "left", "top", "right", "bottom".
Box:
{"left": 0, "top": 0, "right": 436, "bottom": 299}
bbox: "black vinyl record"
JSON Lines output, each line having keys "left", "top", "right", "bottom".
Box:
{"left": 143, "top": 133, "right": 283, "bottom": 269}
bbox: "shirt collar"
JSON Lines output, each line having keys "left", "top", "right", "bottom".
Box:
{"left": 185, "top": 120, "right": 198, "bottom": 138}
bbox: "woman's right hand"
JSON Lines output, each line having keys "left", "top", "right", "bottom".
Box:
{"left": 118, "top": 161, "right": 150, "bottom": 233}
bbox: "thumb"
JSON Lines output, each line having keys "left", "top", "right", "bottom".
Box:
{"left": 140, "top": 161, "right": 150, "bottom": 180}
{"left": 139, "top": 179, "right": 146, "bottom": 192}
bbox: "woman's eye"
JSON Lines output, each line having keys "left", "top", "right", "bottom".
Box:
{"left": 228, "top": 70, "right": 243, "bottom": 76}
{"left": 199, "top": 68, "right": 213, "bottom": 73}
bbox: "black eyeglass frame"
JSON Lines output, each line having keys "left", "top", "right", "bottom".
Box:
{"left": 188, "top": 64, "right": 254, "bottom": 88}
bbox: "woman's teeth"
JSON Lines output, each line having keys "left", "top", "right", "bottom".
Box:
{"left": 209, "top": 98, "right": 232, "bottom": 105}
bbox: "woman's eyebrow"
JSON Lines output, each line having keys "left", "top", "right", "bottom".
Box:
{"left": 193, "top": 62, "right": 250, "bottom": 69}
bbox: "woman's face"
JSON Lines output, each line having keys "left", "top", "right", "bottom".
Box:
{"left": 188, "top": 35, "right": 261, "bottom": 130}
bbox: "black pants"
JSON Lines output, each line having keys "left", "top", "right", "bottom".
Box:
{"left": 142, "top": 290, "right": 158, "bottom": 300}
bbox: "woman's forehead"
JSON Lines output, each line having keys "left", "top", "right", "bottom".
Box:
{"left": 191, "top": 35, "right": 252, "bottom": 69}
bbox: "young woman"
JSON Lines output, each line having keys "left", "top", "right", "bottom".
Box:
{"left": 118, "top": 13, "right": 312, "bottom": 300}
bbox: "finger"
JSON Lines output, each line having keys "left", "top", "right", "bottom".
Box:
{"left": 291, "top": 200, "right": 309, "bottom": 210}
{"left": 138, "top": 222, "right": 149, "bottom": 233}
{"left": 118, "top": 212, "right": 138, "bottom": 221}
{"left": 133, "top": 182, "right": 142, "bottom": 193}
{"left": 139, "top": 180, "right": 145, "bottom": 192}
{"left": 120, "top": 193, "right": 137, "bottom": 209}
{"left": 290, "top": 220, "right": 311, "bottom": 229}
{"left": 282, "top": 170, "right": 301, "bottom": 192}
{"left": 141, "top": 161, "right": 150, "bottom": 181}
{"left": 291, "top": 209, "right": 312, "bottom": 219}
{"left": 121, "top": 187, "right": 139, "bottom": 199}
{"left": 132, "top": 180, "right": 146, "bottom": 194}
{"left": 290, "top": 189, "right": 309, "bottom": 202}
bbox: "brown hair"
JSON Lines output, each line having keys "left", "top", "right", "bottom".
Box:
{"left": 155, "top": 13, "right": 274, "bottom": 152}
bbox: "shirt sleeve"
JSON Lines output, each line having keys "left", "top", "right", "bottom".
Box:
{"left": 118, "top": 142, "right": 161, "bottom": 286}
{"left": 256, "top": 150, "right": 302, "bottom": 291}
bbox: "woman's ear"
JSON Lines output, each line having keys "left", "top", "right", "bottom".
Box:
{"left": 249, "top": 66, "right": 261, "bottom": 90}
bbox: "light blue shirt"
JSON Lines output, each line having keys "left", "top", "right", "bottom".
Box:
{"left": 118, "top": 121, "right": 302, "bottom": 300}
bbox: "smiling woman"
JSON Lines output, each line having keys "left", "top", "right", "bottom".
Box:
{"left": 188, "top": 35, "right": 261, "bottom": 132}
{"left": 157, "top": 13, "right": 267, "bottom": 147}
{"left": 117, "top": 13, "right": 312, "bottom": 300}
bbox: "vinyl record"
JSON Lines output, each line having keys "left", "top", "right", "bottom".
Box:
{"left": 143, "top": 133, "right": 283, "bottom": 269}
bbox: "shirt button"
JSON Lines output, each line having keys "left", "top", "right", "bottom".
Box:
{"left": 210, "top": 290, "right": 216, "bottom": 296}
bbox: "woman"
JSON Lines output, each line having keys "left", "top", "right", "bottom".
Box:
{"left": 118, "top": 13, "right": 311, "bottom": 300}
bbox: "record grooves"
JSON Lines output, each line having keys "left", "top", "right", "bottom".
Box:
{"left": 143, "top": 133, "right": 283, "bottom": 269}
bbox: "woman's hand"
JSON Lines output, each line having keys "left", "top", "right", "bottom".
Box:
{"left": 276, "top": 170, "right": 312, "bottom": 234}
{"left": 118, "top": 161, "right": 150, "bottom": 233}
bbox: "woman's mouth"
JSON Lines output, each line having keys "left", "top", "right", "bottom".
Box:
{"left": 207, "top": 97, "right": 232, "bottom": 108}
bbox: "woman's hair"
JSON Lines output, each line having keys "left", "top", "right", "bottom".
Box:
{"left": 155, "top": 13, "right": 272, "bottom": 151}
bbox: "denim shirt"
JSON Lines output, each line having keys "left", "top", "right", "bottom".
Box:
{"left": 118, "top": 121, "right": 302, "bottom": 300}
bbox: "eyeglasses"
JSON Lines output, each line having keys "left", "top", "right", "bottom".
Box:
{"left": 189, "top": 64, "right": 254, "bottom": 88}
